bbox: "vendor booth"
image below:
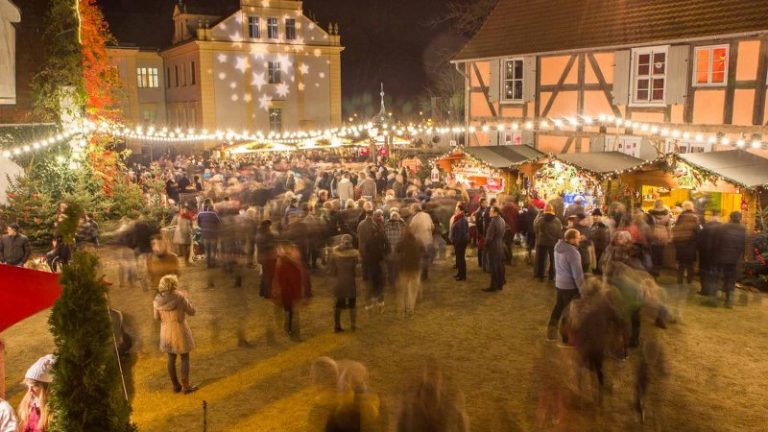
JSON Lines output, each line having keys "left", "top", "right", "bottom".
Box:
{"left": 436, "top": 145, "right": 544, "bottom": 195}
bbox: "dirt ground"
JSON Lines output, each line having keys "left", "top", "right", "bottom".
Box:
{"left": 3, "top": 247, "right": 768, "bottom": 431}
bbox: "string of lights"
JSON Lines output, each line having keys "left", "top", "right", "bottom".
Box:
{"left": 2, "top": 112, "right": 768, "bottom": 157}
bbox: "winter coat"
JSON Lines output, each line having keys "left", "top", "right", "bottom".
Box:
{"left": 534, "top": 214, "right": 563, "bottom": 247}
{"left": 472, "top": 207, "right": 488, "bottom": 237}
{"left": 554, "top": 240, "right": 584, "bottom": 291}
{"left": 393, "top": 181, "right": 406, "bottom": 199}
{"left": 698, "top": 220, "right": 722, "bottom": 270}
{"left": 364, "top": 226, "right": 390, "bottom": 264}
{"left": 563, "top": 203, "right": 585, "bottom": 220}
{"left": 409, "top": 211, "right": 435, "bottom": 249}
{"left": 548, "top": 196, "right": 565, "bottom": 223}
{"left": 384, "top": 219, "right": 406, "bottom": 251}
{"left": 0, "top": 399, "right": 17, "bottom": 432}
{"left": 359, "top": 178, "right": 377, "bottom": 198}
{"left": 672, "top": 211, "right": 700, "bottom": 263}
{"left": 397, "top": 234, "right": 424, "bottom": 274}
{"left": 153, "top": 290, "right": 196, "bottom": 354}
{"left": 484, "top": 215, "right": 506, "bottom": 258}
{"left": 588, "top": 221, "right": 611, "bottom": 255}
{"left": 146, "top": 252, "right": 180, "bottom": 289}
{"left": 197, "top": 210, "right": 222, "bottom": 240}
{"left": 648, "top": 208, "right": 672, "bottom": 245}
{"left": 173, "top": 214, "right": 193, "bottom": 245}
{"left": 501, "top": 202, "right": 520, "bottom": 235}
{"left": 271, "top": 254, "right": 307, "bottom": 308}
{"left": 337, "top": 178, "right": 354, "bottom": 202}
{"left": 357, "top": 217, "right": 377, "bottom": 257}
{"left": 328, "top": 246, "right": 359, "bottom": 298}
{"left": 715, "top": 221, "right": 747, "bottom": 265}
{"left": 449, "top": 213, "right": 470, "bottom": 245}
{"left": 0, "top": 233, "right": 31, "bottom": 265}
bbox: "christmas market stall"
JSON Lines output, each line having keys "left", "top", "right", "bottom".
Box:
{"left": 535, "top": 151, "right": 659, "bottom": 209}
{"left": 436, "top": 145, "right": 545, "bottom": 195}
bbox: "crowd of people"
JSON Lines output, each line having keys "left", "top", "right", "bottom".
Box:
{"left": 0, "top": 149, "right": 754, "bottom": 430}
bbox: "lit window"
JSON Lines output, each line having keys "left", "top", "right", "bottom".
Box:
{"left": 137, "top": 68, "right": 159, "bottom": 88}
{"left": 694, "top": 45, "right": 728, "bottom": 86}
{"left": 269, "top": 108, "right": 282, "bottom": 131}
{"left": 268, "top": 61, "right": 281, "bottom": 83}
{"left": 285, "top": 18, "right": 296, "bottom": 40}
{"left": 248, "top": 16, "right": 260, "bottom": 39}
{"left": 502, "top": 59, "right": 523, "bottom": 102}
{"left": 631, "top": 46, "right": 667, "bottom": 104}
{"left": 267, "top": 17, "right": 278, "bottom": 39}
{"left": 143, "top": 109, "right": 156, "bottom": 123}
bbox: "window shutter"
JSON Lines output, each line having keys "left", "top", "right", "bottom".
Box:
{"left": 613, "top": 50, "right": 630, "bottom": 105}
{"left": 488, "top": 59, "right": 500, "bottom": 103}
{"left": 523, "top": 56, "right": 536, "bottom": 101}
{"left": 666, "top": 45, "right": 690, "bottom": 105}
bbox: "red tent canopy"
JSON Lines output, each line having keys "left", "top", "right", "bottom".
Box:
{"left": 0, "top": 264, "right": 62, "bottom": 332}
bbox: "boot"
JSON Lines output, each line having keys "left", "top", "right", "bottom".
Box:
{"left": 170, "top": 375, "right": 182, "bottom": 393}
{"left": 724, "top": 290, "right": 734, "bottom": 308}
{"left": 546, "top": 326, "right": 558, "bottom": 341}
{"left": 181, "top": 379, "right": 198, "bottom": 394}
{"left": 334, "top": 307, "right": 344, "bottom": 333}
{"left": 350, "top": 307, "right": 357, "bottom": 332}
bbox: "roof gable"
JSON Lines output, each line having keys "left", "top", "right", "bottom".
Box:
{"left": 455, "top": 0, "right": 768, "bottom": 61}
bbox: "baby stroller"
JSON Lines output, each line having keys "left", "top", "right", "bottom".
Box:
{"left": 191, "top": 226, "right": 206, "bottom": 263}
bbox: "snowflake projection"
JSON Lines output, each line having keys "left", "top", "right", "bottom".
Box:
{"left": 277, "top": 54, "right": 293, "bottom": 70}
{"left": 229, "top": 82, "right": 237, "bottom": 89}
{"left": 298, "top": 82, "right": 305, "bottom": 91}
{"left": 298, "top": 63, "right": 309, "bottom": 75}
{"left": 318, "top": 72, "right": 326, "bottom": 79}
{"left": 250, "top": 44, "right": 267, "bottom": 59}
{"left": 235, "top": 56, "right": 250, "bottom": 73}
{"left": 275, "top": 82, "right": 290, "bottom": 98}
{"left": 235, "top": 11, "right": 244, "bottom": 24}
{"left": 218, "top": 72, "right": 227, "bottom": 80}
{"left": 217, "top": 53, "right": 228, "bottom": 63}
{"left": 243, "top": 93, "right": 253, "bottom": 103}
{"left": 251, "top": 72, "right": 266, "bottom": 90}
{"left": 258, "top": 94, "right": 272, "bottom": 110}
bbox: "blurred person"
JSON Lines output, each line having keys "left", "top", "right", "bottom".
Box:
{"left": 672, "top": 201, "right": 700, "bottom": 288}
{"left": 397, "top": 230, "right": 424, "bottom": 316}
{"left": 588, "top": 209, "right": 611, "bottom": 275}
{"left": 285, "top": 172, "right": 296, "bottom": 192}
{"left": 197, "top": 199, "right": 222, "bottom": 268}
{"left": 308, "top": 357, "right": 342, "bottom": 430}
{"left": 337, "top": 174, "right": 354, "bottom": 208}
{"left": 698, "top": 211, "right": 722, "bottom": 303}
{"left": 471, "top": 198, "right": 489, "bottom": 268}
{"left": 326, "top": 361, "right": 380, "bottom": 432}
{"left": 396, "top": 359, "right": 469, "bottom": 432}
{"left": 385, "top": 209, "right": 406, "bottom": 289}
{"left": 500, "top": 198, "right": 520, "bottom": 265}
{"left": 0, "top": 223, "right": 31, "bottom": 267}
{"left": 482, "top": 206, "right": 507, "bottom": 292}
{"left": 172, "top": 204, "right": 195, "bottom": 265}
{"left": 548, "top": 193, "right": 565, "bottom": 224}
{"left": 362, "top": 212, "right": 389, "bottom": 312}
{"left": 18, "top": 354, "right": 55, "bottom": 432}
{"left": 74, "top": 213, "right": 100, "bottom": 249}
{"left": 358, "top": 173, "right": 377, "bottom": 201}
{"left": 714, "top": 211, "right": 747, "bottom": 308}
{"left": 328, "top": 235, "right": 360, "bottom": 332}
{"left": 153, "top": 275, "right": 198, "bottom": 394}
{"left": 534, "top": 204, "right": 563, "bottom": 282}
{"left": 146, "top": 237, "right": 180, "bottom": 291}
{"left": 256, "top": 220, "right": 278, "bottom": 298}
{"left": 410, "top": 203, "right": 435, "bottom": 281}
{"left": 450, "top": 204, "right": 469, "bottom": 281}
{"left": 547, "top": 228, "right": 584, "bottom": 340}
{"left": 519, "top": 197, "right": 539, "bottom": 264}
{"left": 648, "top": 200, "right": 672, "bottom": 277}
{"left": 563, "top": 195, "right": 585, "bottom": 220}
{"left": 634, "top": 339, "right": 668, "bottom": 424}
{"left": 270, "top": 243, "right": 308, "bottom": 340}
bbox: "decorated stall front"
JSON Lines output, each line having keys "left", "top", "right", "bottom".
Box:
{"left": 534, "top": 151, "right": 659, "bottom": 209}
{"left": 436, "top": 145, "right": 545, "bottom": 195}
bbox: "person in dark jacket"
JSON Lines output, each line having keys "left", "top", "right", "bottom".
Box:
{"left": 255, "top": 220, "right": 278, "bottom": 298}
{"left": 196, "top": 199, "right": 221, "bottom": 268}
{"left": 697, "top": 212, "right": 722, "bottom": 302}
{"left": 483, "top": 206, "right": 507, "bottom": 292}
{"left": 0, "top": 223, "right": 31, "bottom": 266}
{"left": 501, "top": 198, "right": 520, "bottom": 265}
{"left": 648, "top": 201, "right": 672, "bottom": 278}
{"left": 534, "top": 204, "right": 563, "bottom": 281}
{"left": 714, "top": 211, "right": 747, "bottom": 308}
{"left": 588, "top": 209, "right": 611, "bottom": 275}
{"left": 672, "top": 201, "right": 700, "bottom": 287}
{"left": 472, "top": 198, "right": 489, "bottom": 268}
{"left": 520, "top": 198, "right": 539, "bottom": 264}
{"left": 328, "top": 234, "right": 360, "bottom": 332}
{"left": 547, "top": 228, "right": 584, "bottom": 340}
{"left": 450, "top": 204, "right": 470, "bottom": 281}
{"left": 358, "top": 211, "right": 389, "bottom": 310}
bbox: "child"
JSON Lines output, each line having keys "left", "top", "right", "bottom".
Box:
{"left": 18, "top": 354, "right": 55, "bottom": 432}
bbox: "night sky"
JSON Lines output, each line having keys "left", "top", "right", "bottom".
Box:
{"left": 96, "top": 0, "right": 464, "bottom": 119}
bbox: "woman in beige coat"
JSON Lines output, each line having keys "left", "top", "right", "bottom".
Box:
{"left": 153, "top": 274, "right": 198, "bottom": 394}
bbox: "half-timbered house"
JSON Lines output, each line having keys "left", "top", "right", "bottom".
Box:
{"left": 453, "top": 0, "right": 768, "bottom": 154}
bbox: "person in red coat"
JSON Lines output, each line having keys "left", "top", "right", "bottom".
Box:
{"left": 270, "top": 243, "right": 309, "bottom": 340}
{"left": 501, "top": 198, "right": 520, "bottom": 265}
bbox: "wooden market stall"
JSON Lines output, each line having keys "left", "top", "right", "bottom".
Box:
{"left": 436, "top": 145, "right": 545, "bottom": 195}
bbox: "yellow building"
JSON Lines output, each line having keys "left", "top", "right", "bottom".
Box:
{"left": 107, "top": 0, "right": 343, "bottom": 149}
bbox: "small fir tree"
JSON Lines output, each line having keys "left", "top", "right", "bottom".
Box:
{"left": 48, "top": 203, "right": 135, "bottom": 432}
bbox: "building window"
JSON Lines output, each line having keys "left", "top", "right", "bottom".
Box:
{"left": 268, "top": 61, "right": 282, "bottom": 83}
{"left": 631, "top": 46, "right": 667, "bottom": 104}
{"left": 191, "top": 61, "right": 196, "bottom": 85}
{"left": 502, "top": 59, "right": 524, "bottom": 102}
{"left": 142, "top": 109, "right": 156, "bottom": 124}
{"left": 166, "top": 67, "right": 171, "bottom": 88}
{"left": 269, "top": 108, "right": 282, "bottom": 131}
{"left": 285, "top": 18, "right": 296, "bottom": 40}
{"left": 694, "top": 45, "right": 728, "bottom": 86}
{"left": 175, "top": 65, "right": 179, "bottom": 87}
{"left": 267, "top": 17, "right": 278, "bottom": 39}
{"left": 248, "top": 16, "right": 260, "bottom": 38}
{"left": 136, "top": 67, "right": 159, "bottom": 88}
{"left": 183, "top": 64, "right": 187, "bottom": 86}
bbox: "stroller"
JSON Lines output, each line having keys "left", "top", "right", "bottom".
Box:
{"left": 191, "top": 226, "right": 206, "bottom": 263}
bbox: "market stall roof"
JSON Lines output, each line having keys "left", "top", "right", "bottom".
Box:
{"left": 553, "top": 151, "right": 655, "bottom": 178}
{"left": 677, "top": 150, "right": 768, "bottom": 190}
{"left": 461, "top": 145, "right": 546, "bottom": 169}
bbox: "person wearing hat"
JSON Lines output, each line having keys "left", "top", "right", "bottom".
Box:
{"left": 534, "top": 204, "right": 563, "bottom": 282}
{"left": 714, "top": 211, "right": 747, "bottom": 308}
{"left": 153, "top": 275, "right": 198, "bottom": 394}
{"left": 587, "top": 209, "right": 611, "bottom": 275}
{"left": 18, "top": 354, "right": 55, "bottom": 432}
{"left": 328, "top": 234, "right": 360, "bottom": 332}
{"left": 0, "top": 223, "right": 31, "bottom": 267}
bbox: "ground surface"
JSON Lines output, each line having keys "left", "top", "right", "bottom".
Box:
{"left": 3, "top": 247, "right": 768, "bottom": 431}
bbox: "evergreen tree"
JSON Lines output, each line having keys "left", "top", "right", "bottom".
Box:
{"left": 48, "top": 202, "right": 135, "bottom": 432}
